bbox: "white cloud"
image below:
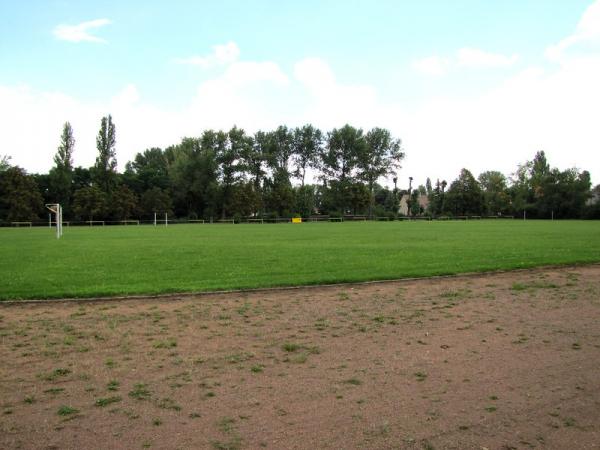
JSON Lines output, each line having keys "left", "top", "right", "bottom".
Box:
{"left": 174, "top": 42, "right": 240, "bottom": 68}
{"left": 411, "top": 56, "right": 450, "bottom": 76}
{"left": 412, "top": 48, "right": 518, "bottom": 76}
{"left": 456, "top": 48, "right": 518, "bottom": 68}
{"left": 546, "top": 0, "right": 600, "bottom": 61}
{"left": 53, "top": 18, "right": 112, "bottom": 43}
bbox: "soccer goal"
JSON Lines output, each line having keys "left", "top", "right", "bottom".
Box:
{"left": 45, "top": 203, "right": 63, "bottom": 239}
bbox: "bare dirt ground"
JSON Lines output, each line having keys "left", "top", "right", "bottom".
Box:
{"left": 1, "top": 265, "right": 600, "bottom": 450}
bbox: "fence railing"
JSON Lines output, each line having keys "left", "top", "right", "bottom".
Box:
{"left": 0, "top": 214, "right": 519, "bottom": 227}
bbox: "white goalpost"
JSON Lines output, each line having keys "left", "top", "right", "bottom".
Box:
{"left": 46, "top": 203, "right": 63, "bottom": 239}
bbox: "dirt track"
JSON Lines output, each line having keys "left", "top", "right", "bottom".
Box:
{"left": 1, "top": 265, "right": 600, "bottom": 450}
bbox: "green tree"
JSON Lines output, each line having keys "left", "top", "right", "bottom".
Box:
{"left": 478, "top": 171, "right": 510, "bottom": 215}
{"left": 125, "top": 147, "right": 170, "bottom": 193}
{"left": 0, "top": 167, "right": 43, "bottom": 221}
{"left": 445, "top": 169, "right": 483, "bottom": 216}
{"left": 49, "top": 122, "right": 75, "bottom": 216}
{"left": 322, "top": 125, "right": 365, "bottom": 214}
{"left": 93, "top": 115, "right": 117, "bottom": 195}
{"left": 112, "top": 185, "right": 139, "bottom": 220}
{"left": 73, "top": 186, "right": 108, "bottom": 221}
{"left": 169, "top": 136, "right": 218, "bottom": 218}
{"left": 291, "top": 124, "right": 323, "bottom": 187}
{"left": 294, "top": 184, "right": 316, "bottom": 217}
{"left": 0, "top": 155, "right": 11, "bottom": 172}
{"left": 356, "top": 127, "right": 403, "bottom": 218}
{"left": 140, "top": 187, "right": 173, "bottom": 217}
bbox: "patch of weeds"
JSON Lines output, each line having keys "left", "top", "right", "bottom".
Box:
{"left": 512, "top": 334, "right": 529, "bottom": 344}
{"left": 226, "top": 352, "right": 253, "bottom": 364}
{"left": 211, "top": 437, "right": 241, "bottom": 450}
{"left": 250, "top": 365, "right": 264, "bottom": 373}
{"left": 152, "top": 418, "right": 162, "bottom": 426}
{"left": 153, "top": 338, "right": 177, "bottom": 349}
{"left": 512, "top": 281, "right": 559, "bottom": 291}
{"left": 282, "top": 343, "right": 300, "bottom": 352}
{"left": 458, "top": 425, "right": 469, "bottom": 430}
{"left": 511, "top": 282, "right": 528, "bottom": 291}
{"left": 364, "top": 421, "right": 390, "bottom": 438}
{"left": 344, "top": 378, "right": 362, "bottom": 386}
{"left": 44, "top": 387, "right": 65, "bottom": 395}
{"left": 422, "top": 440, "right": 436, "bottom": 450}
{"left": 571, "top": 342, "right": 581, "bottom": 350}
{"left": 99, "top": 358, "right": 115, "bottom": 371}
{"left": 289, "top": 353, "right": 308, "bottom": 364}
{"left": 372, "top": 315, "right": 386, "bottom": 323}
{"left": 129, "top": 383, "right": 151, "bottom": 400}
{"left": 485, "top": 406, "right": 497, "bottom": 412}
{"left": 156, "top": 397, "right": 181, "bottom": 411}
{"left": 338, "top": 292, "right": 350, "bottom": 301}
{"left": 95, "top": 396, "right": 122, "bottom": 407}
{"left": 107, "top": 380, "right": 120, "bottom": 391}
{"left": 40, "top": 367, "right": 71, "bottom": 381}
{"left": 217, "top": 416, "right": 236, "bottom": 433}
{"left": 124, "top": 409, "right": 140, "bottom": 420}
{"left": 414, "top": 372, "right": 428, "bottom": 382}
{"left": 563, "top": 417, "right": 576, "bottom": 427}
{"left": 189, "top": 412, "right": 201, "bottom": 418}
{"left": 24, "top": 396, "right": 35, "bottom": 404}
{"left": 205, "top": 391, "right": 216, "bottom": 398}
{"left": 489, "top": 395, "right": 498, "bottom": 400}
{"left": 57, "top": 405, "right": 79, "bottom": 416}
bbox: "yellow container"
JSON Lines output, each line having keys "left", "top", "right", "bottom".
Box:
{"left": 292, "top": 217, "right": 302, "bottom": 223}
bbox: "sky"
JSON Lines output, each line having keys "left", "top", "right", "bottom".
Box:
{"left": 1, "top": 0, "right": 599, "bottom": 188}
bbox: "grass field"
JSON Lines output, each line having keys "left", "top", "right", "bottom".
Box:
{"left": 1, "top": 220, "right": 599, "bottom": 300}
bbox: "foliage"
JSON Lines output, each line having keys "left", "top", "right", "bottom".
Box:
{"left": 73, "top": 186, "right": 108, "bottom": 221}
{"left": 93, "top": 115, "right": 117, "bottom": 195}
{"left": 49, "top": 122, "right": 75, "bottom": 214}
{"left": 445, "top": 169, "right": 483, "bottom": 215}
{"left": 0, "top": 167, "right": 43, "bottom": 221}
{"left": 356, "top": 127, "right": 404, "bottom": 217}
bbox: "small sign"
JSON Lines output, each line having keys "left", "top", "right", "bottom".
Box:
{"left": 292, "top": 217, "right": 302, "bottom": 223}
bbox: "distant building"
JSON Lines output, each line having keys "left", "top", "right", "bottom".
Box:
{"left": 399, "top": 194, "right": 429, "bottom": 216}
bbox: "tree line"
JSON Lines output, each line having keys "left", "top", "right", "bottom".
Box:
{"left": 0, "top": 116, "right": 598, "bottom": 223}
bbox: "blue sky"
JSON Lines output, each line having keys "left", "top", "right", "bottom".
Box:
{"left": 1, "top": 0, "right": 599, "bottom": 186}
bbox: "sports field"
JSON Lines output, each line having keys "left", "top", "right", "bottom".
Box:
{"left": 1, "top": 220, "right": 599, "bottom": 300}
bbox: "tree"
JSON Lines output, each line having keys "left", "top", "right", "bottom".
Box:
{"left": 356, "top": 127, "right": 403, "bottom": 218}
{"left": 125, "top": 147, "right": 170, "bottom": 193}
{"left": 0, "top": 155, "right": 11, "bottom": 172}
{"left": 140, "top": 187, "right": 173, "bottom": 216}
{"left": 294, "top": 184, "right": 317, "bottom": 217}
{"left": 425, "top": 178, "right": 433, "bottom": 197}
{"left": 49, "top": 122, "right": 75, "bottom": 215}
{"left": 445, "top": 169, "right": 483, "bottom": 215}
{"left": 291, "top": 124, "right": 322, "bottom": 187}
{"left": 0, "top": 167, "right": 43, "bottom": 221}
{"left": 112, "top": 185, "right": 139, "bottom": 220}
{"left": 322, "top": 125, "right": 364, "bottom": 214}
{"left": 478, "top": 171, "right": 510, "bottom": 215}
{"left": 169, "top": 136, "right": 218, "bottom": 218}
{"left": 93, "top": 115, "right": 117, "bottom": 194}
{"left": 73, "top": 186, "right": 108, "bottom": 221}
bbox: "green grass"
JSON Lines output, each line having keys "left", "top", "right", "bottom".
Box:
{"left": 1, "top": 221, "right": 599, "bottom": 300}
